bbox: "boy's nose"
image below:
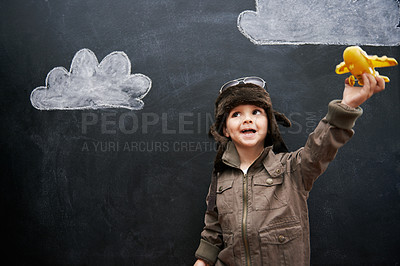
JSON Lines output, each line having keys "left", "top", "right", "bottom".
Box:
{"left": 243, "top": 117, "right": 253, "bottom": 124}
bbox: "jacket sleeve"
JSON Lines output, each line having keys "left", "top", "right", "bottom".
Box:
{"left": 291, "top": 100, "right": 363, "bottom": 191}
{"left": 194, "top": 184, "right": 223, "bottom": 265}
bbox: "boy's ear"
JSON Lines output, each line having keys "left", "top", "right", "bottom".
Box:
{"left": 223, "top": 126, "right": 230, "bottom": 138}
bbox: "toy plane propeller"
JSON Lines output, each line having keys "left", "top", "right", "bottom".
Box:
{"left": 335, "top": 46, "right": 398, "bottom": 86}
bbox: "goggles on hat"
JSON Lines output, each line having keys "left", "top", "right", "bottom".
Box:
{"left": 219, "top": 76, "right": 266, "bottom": 93}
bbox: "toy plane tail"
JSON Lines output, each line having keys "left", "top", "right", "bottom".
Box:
{"left": 377, "top": 73, "right": 390, "bottom": 83}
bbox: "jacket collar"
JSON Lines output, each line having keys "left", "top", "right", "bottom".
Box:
{"left": 221, "top": 141, "right": 241, "bottom": 169}
{"left": 221, "top": 141, "right": 273, "bottom": 171}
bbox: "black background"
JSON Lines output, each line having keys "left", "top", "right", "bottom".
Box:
{"left": 1, "top": 0, "right": 399, "bottom": 265}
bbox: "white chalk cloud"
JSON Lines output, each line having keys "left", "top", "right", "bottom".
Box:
{"left": 31, "top": 49, "right": 152, "bottom": 110}
{"left": 238, "top": 0, "right": 400, "bottom": 46}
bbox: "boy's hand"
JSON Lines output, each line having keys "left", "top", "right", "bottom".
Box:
{"left": 341, "top": 73, "right": 385, "bottom": 108}
{"left": 194, "top": 259, "right": 210, "bottom": 266}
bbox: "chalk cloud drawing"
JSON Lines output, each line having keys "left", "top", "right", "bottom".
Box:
{"left": 238, "top": 0, "right": 400, "bottom": 46}
{"left": 31, "top": 49, "right": 152, "bottom": 110}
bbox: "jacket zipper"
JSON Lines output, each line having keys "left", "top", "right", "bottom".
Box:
{"left": 242, "top": 173, "right": 251, "bottom": 266}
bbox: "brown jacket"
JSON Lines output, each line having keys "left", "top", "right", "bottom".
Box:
{"left": 195, "top": 100, "right": 363, "bottom": 266}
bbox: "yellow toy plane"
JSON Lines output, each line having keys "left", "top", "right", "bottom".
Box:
{"left": 335, "top": 46, "right": 398, "bottom": 86}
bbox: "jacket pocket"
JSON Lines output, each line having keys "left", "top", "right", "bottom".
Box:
{"left": 252, "top": 172, "right": 287, "bottom": 211}
{"left": 216, "top": 178, "right": 234, "bottom": 214}
{"left": 259, "top": 217, "right": 303, "bottom": 265}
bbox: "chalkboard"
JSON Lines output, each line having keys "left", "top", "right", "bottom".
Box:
{"left": 1, "top": 0, "right": 399, "bottom": 265}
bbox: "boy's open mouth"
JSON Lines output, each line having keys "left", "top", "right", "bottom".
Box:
{"left": 241, "top": 129, "right": 256, "bottom": 134}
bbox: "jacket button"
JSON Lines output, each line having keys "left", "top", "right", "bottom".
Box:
{"left": 278, "top": 235, "right": 286, "bottom": 243}
{"left": 266, "top": 178, "right": 273, "bottom": 185}
{"left": 275, "top": 169, "right": 281, "bottom": 174}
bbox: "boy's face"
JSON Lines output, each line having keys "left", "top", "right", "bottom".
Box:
{"left": 224, "top": 104, "right": 268, "bottom": 151}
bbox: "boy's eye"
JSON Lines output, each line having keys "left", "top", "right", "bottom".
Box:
{"left": 232, "top": 112, "right": 240, "bottom": 118}
{"left": 253, "top": 109, "right": 262, "bottom": 115}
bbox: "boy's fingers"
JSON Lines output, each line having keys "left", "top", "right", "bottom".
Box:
{"left": 362, "top": 73, "right": 370, "bottom": 88}
{"left": 361, "top": 74, "right": 371, "bottom": 95}
{"left": 363, "top": 73, "right": 381, "bottom": 98}
{"left": 376, "top": 76, "right": 385, "bottom": 92}
{"left": 367, "top": 73, "right": 377, "bottom": 88}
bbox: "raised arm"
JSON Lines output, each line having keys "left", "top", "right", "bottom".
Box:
{"left": 291, "top": 73, "right": 385, "bottom": 191}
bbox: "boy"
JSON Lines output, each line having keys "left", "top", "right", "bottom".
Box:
{"left": 194, "top": 74, "right": 385, "bottom": 266}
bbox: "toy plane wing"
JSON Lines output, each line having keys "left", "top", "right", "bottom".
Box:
{"left": 367, "top": 55, "right": 398, "bottom": 68}
{"left": 335, "top": 61, "right": 350, "bottom": 74}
